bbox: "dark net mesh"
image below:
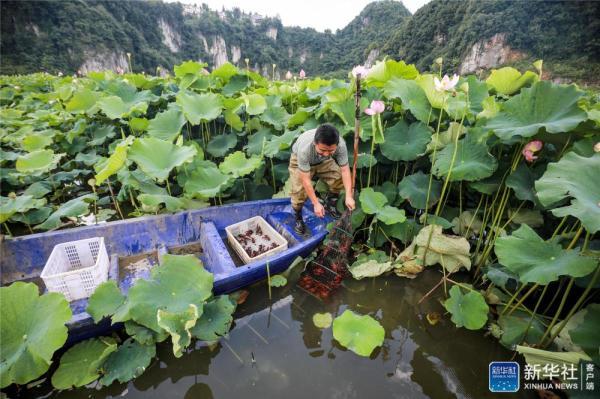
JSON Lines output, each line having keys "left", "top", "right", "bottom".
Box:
{"left": 297, "top": 211, "right": 353, "bottom": 299}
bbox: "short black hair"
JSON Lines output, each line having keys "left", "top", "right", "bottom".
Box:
{"left": 314, "top": 124, "right": 339, "bottom": 146}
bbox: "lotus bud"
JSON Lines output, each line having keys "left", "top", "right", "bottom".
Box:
{"left": 8, "top": 192, "right": 16, "bottom": 199}
{"left": 88, "top": 178, "right": 96, "bottom": 187}
{"left": 594, "top": 142, "right": 600, "bottom": 153}
{"left": 460, "top": 82, "right": 469, "bottom": 94}
{"left": 435, "top": 57, "right": 443, "bottom": 65}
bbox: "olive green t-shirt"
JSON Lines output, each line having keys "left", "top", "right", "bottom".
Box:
{"left": 291, "top": 128, "right": 348, "bottom": 172}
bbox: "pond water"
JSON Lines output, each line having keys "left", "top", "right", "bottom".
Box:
{"left": 27, "top": 269, "right": 532, "bottom": 399}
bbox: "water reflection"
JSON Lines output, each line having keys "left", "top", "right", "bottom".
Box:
{"left": 21, "top": 269, "right": 532, "bottom": 399}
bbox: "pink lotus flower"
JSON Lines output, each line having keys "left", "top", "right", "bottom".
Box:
{"left": 365, "top": 100, "right": 385, "bottom": 115}
{"left": 116, "top": 67, "right": 124, "bottom": 75}
{"left": 285, "top": 70, "right": 292, "bottom": 80}
{"left": 522, "top": 140, "right": 543, "bottom": 162}
{"left": 352, "top": 65, "right": 370, "bottom": 78}
{"left": 299, "top": 69, "right": 306, "bottom": 79}
{"left": 434, "top": 74, "right": 459, "bottom": 92}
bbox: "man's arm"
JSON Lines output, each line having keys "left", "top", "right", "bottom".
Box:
{"left": 340, "top": 165, "right": 355, "bottom": 210}
{"left": 299, "top": 171, "right": 325, "bottom": 217}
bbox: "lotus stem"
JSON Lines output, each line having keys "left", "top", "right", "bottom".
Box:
{"left": 266, "top": 261, "right": 272, "bottom": 301}
{"left": 3, "top": 222, "right": 13, "bottom": 236}
{"left": 106, "top": 179, "right": 125, "bottom": 220}
{"left": 539, "top": 277, "right": 575, "bottom": 346}
{"left": 166, "top": 179, "right": 172, "bottom": 196}
{"left": 501, "top": 283, "right": 527, "bottom": 316}
{"left": 551, "top": 215, "right": 569, "bottom": 239}
{"left": 270, "top": 157, "right": 276, "bottom": 192}
{"left": 518, "top": 284, "right": 548, "bottom": 345}
{"left": 422, "top": 98, "right": 447, "bottom": 226}
{"left": 506, "top": 283, "right": 539, "bottom": 316}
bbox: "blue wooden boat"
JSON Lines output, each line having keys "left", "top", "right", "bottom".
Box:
{"left": 0, "top": 198, "right": 330, "bottom": 342}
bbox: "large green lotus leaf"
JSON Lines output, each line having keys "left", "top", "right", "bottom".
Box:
{"left": 9, "top": 207, "right": 53, "bottom": 225}
{"left": 176, "top": 91, "right": 223, "bottom": 125}
{"left": 383, "top": 78, "right": 431, "bottom": 123}
{"left": 451, "top": 210, "right": 484, "bottom": 236}
{"left": 206, "top": 133, "right": 237, "bottom": 158}
{"left": 129, "top": 137, "right": 196, "bottom": 182}
{"left": 412, "top": 225, "right": 471, "bottom": 272}
{"left": 329, "top": 98, "right": 355, "bottom": 127}
{"left": 222, "top": 75, "right": 250, "bottom": 97}
{"left": 570, "top": 303, "right": 600, "bottom": 364}
{"left": 478, "top": 96, "right": 501, "bottom": 119}
{"left": 22, "top": 133, "right": 53, "bottom": 152}
{"left": 86, "top": 281, "right": 126, "bottom": 323}
{"left": 224, "top": 109, "right": 244, "bottom": 131}
{"left": 352, "top": 153, "right": 377, "bottom": 169}
{"left": 535, "top": 152, "right": 600, "bottom": 233}
{"left": 137, "top": 194, "right": 207, "bottom": 213}
{"left": 246, "top": 128, "right": 273, "bottom": 155}
{"left": 65, "top": 88, "right": 98, "bottom": 114}
{"left": 380, "top": 120, "right": 431, "bottom": 161}
{"left": 432, "top": 138, "right": 497, "bottom": 182}
{"left": 485, "top": 67, "right": 538, "bottom": 95}
{"left": 95, "top": 138, "right": 131, "bottom": 185}
{"left": 147, "top": 106, "right": 186, "bottom": 142}
{"left": 184, "top": 161, "right": 231, "bottom": 198}
{"left": 359, "top": 188, "right": 387, "bottom": 214}
{"left": 497, "top": 310, "right": 544, "bottom": 347}
{"left": 0, "top": 282, "right": 71, "bottom": 388}
{"left": 51, "top": 337, "right": 117, "bottom": 389}
{"left": 89, "top": 125, "right": 116, "bottom": 146}
{"left": 16, "top": 149, "right": 62, "bottom": 175}
{"left": 124, "top": 321, "right": 168, "bottom": 345}
{"left": 99, "top": 338, "right": 156, "bottom": 385}
{"left": 366, "top": 59, "right": 419, "bottom": 87}
{"left": 211, "top": 62, "right": 238, "bottom": 81}
{"left": 552, "top": 307, "right": 587, "bottom": 353}
{"left": 464, "top": 75, "right": 490, "bottom": 114}
{"left": 0, "top": 195, "right": 45, "bottom": 223}
{"left": 35, "top": 193, "right": 96, "bottom": 230}
{"left": 483, "top": 264, "right": 519, "bottom": 291}
{"left": 191, "top": 295, "right": 236, "bottom": 341}
{"left": 426, "top": 122, "right": 465, "bottom": 153}
{"left": 377, "top": 206, "right": 406, "bottom": 225}
{"left": 157, "top": 304, "right": 198, "bottom": 358}
{"left": 243, "top": 93, "right": 267, "bottom": 115}
{"left": 415, "top": 74, "right": 446, "bottom": 109}
{"left": 263, "top": 130, "right": 299, "bottom": 157}
{"left": 484, "top": 81, "right": 587, "bottom": 141}
{"left": 98, "top": 95, "right": 144, "bottom": 119}
{"left": 516, "top": 346, "right": 591, "bottom": 371}
{"left": 219, "top": 151, "right": 262, "bottom": 177}
{"left": 381, "top": 219, "right": 421, "bottom": 244}
{"left": 506, "top": 163, "right": 538, "bottom": 203}
{"left": 260, "top": 106, "right": 290, "bottom": 131}
{"left": 127, "top": 254, "right": 213, "bottom": 333}
{"left": 494, "top": 224, "right": 598, "bottom": 285}
{"left": 288, "top": 108, "right": 311, "bottom": 128}
{"left": 332, "top": 310, "right": 385, "bottom": 357}
{"left": 398, "top": 171, "right": 441, "bottom": 209}
{"left": 508, "top": 209, "right": 544, "bottom": 227}
{"left": 174, "top": 60, "right": 205, "bottom": 77}
{"left": 349, "top": 251, "right": 393, "bottom": 279}
{"left": 443, "top": 285, "right": 489, "bottom": 330}
{"left": 421, "top": 214, "right": 453, "bottom": 229}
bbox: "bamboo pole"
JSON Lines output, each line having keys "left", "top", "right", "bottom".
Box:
{"left": 351, "top": 75, "right": 361, "bottom": 193}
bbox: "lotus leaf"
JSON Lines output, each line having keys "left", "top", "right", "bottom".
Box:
{"left": 174, "top": 60, "right": 205, "bottom": 77}
{"left": 89, "top": 125, "right": 116, "bottom": 146}
{"left": 157, "top": 304, "right": 199, "bottom": 358}
{"left": 222, "top": 75, "right": 250, "bottom": 97}
{"left": 98, "top": 95, "right": 147, "bottom": 119}
{"left": 224, "top": 109, "right": 244, "bottom": 131}
{"left": 128, "top": 137, "right": 196, "bottom": 182}
{"left": 451, "top": 211, "right": 483, "bottom": 236}
{"left": 246, "top": 128, "right": 273, "bottom": 155}
{"left": 484, "top": 81, "right": 587, "bottom": 141}
{"left": 211, "top": 62, "right": 238, "bottom": 81}
{"left": 9, "top": 207, "right": 53, "bottom": 225}
{"left": 478, "top": 96, "right": 500, "bottom": 119}
{"left": 483, "top": 264, "right": 519, "bottom": 291}
{"left": 432, "top": 138, "right": 497, "bottom": 182}
{"left": 377, "top": 206, "right": 406, "bottom": 225}
{"left": 16, "top": 149, "right": 62, "bottom": 175}
{"left": 426, "top": 122, "right": 465, "bottom": 152}
{"left": 260, "top": 106, "right": 290, "bottom": 130}
{"left": 516, "top": 345, "right": 590, "bottom": 371}
{"left": 206, "top": 133, "right": 237, "bottom": 158}
{"left": 415, "top": 74, "right": 447, "bottom": 109}
{"left": 65, "top": 88, "right": 98, "bottom": 114}
{"left": 263, "top": 130, "right": 298, "bottom": 157}
{"left": 349, "top": 251, "right": 393, "bottom": 279}
{"left": 242, "top": 93, "right": 267, "bottom": 115}
{"left": 535, "top": 152, "right": 600, "bottom": 233}
{"left": 494, "top": 225, "right": 597, "bottom": 285}
{"left": 383, "top": 78, "right": 430, "bottom": 122}
{"left": 381, "top": 219, "right": 421, "bottom": 244}
{"left": 313, "top": 313, "right": 333, "bottom": 329}
{"left": 35, "top": 193, "right": 96, "bottom": 230}
{"left": 0, "top": 195, "right": 45, "bottom": 223}
{"left": 398, "top": 171, "right": 441, "bottom": 209}
{"left": 497, "top": 312, "right": 545, "bottom": 347}
{"left": 22, "top": 133, "right": 53, "bottom": 152}
{"left": 147, "top": 106, "right": 186, "bottom": 142}
{"left": 464, "top": 75, "right": 490, "bottom": 114}
{"left": 191, "top": 295, "right": 236, "bottom": 341}
{"left": 176, "top": 91, "right": 222, "bottom": 125}
{"left": 124, "top": 321, "right": 168, "bottom": 345}
{"left": 359, "top": 188, "right": 387, "bottom": 214}
{"left": 0, "top": 282, "right": 71, "bottom": 388}
{"left": 332, "top": 310, "right": 385, "bottom": 357}
{"left": 366, "top": 59, "right": 419, "bottom": 87}
{"left": 100, "top": 338, "right": 156, "bottom": 385}
{"left": 95, "top": 138, "right": 131, "bottom": 185}
{"left": 485, "top": 67, "right": 538, "bottom": 95}
{"left": 86, "top": 281, "right": 126, "bottom": 323}
{"left": 126, "top": 254, "right": 213, "bottom": 333}
{"left": 443, "top": 285, "right": 489, "bottom": 330}
{"left": 508, "top": 209, "right": 544, "bottom": 227}
{"left": 51, "top": 337, "right": 117, "bottom": 389}
{"left": 380, "top": 120, "right": 431, "bottom": 161}
{"left": 570, "top": 303, "right": 600, "bottom": 364}
{"left": 506, "top": 164, "right": 539, "bottom": 204}
{"left": 411, "top": 225, "right": 471, "bottom": 272}
{"left": 184, "top": 161, "right": 231, "bottom": 198}
{"left": 421, "top": 214, "right": 453, "bottom": 229}
{"left": 552, "top": 308, "right": 587, "bottom": 353}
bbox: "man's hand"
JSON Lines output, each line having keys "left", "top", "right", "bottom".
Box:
{"left": 313, "top": 202, "right": 326, "bottom": 218}
{"left": 345, "top": 196, "right": 355, "bottom": 211}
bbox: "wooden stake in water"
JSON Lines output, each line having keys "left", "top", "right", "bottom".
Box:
{"left": 266, "top": 261, "right": 272, "bottom": 301}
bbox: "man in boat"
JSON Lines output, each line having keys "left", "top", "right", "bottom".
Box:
{"left": 289, "top": 124, "right": 355, "bottom": 234}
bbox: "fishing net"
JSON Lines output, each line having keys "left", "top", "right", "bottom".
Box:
{"left": 297, "top": 210, "right": 353, "bottom": 300}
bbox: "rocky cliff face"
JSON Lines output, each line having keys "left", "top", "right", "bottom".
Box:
{"left": 159, "top": 19, "right": 181, "bottom": 53}
{"left": 459, "top": 33, "right": 526, "bottom": 74}
{"left": 79, "top": 50, "right": 128, "bottom": 74}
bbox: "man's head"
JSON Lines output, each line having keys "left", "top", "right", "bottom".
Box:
{"left": 313, "top": 124, "right": 339, "bottom": 157}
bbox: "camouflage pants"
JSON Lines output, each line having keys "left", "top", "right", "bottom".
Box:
{"left": 289, "top": 154, "right": 344, "bottom": 211}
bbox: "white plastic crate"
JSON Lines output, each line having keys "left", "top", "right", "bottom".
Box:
{"left": 225, "top": 216, "right": 288, "bottom": 264}
{"left": 40, "top": 237, "right": 109, "bottom": 301}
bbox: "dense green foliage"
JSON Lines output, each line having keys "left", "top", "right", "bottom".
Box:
{"left": 382, "top": 0, "right": 600, "bottom": 83}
